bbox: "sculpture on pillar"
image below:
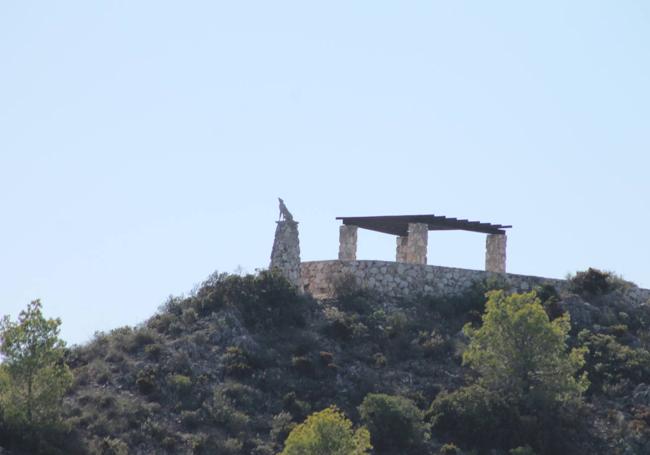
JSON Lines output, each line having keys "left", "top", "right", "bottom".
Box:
{"left": 278, "top": 197, "right": 294, "bottom": 222}
{"left": 270, "top": 198, "right": 302, "bottom": 290}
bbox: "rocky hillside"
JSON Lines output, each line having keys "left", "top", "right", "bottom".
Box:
{"left": 15, "top": 269, "right": 650, "bottom": 454}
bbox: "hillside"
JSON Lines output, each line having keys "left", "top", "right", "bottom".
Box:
{"left": 7, "top": 268, "right": 650, "bottom": 454}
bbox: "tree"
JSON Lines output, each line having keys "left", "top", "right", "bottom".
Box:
{"left": 0, "top": 299, "right": 72, "bottom": 428}
{"left": 462, "top": 290, "right": 588, "bottom": 409}
{"left": 280, "top": 406, "right": 372, "bottom": 455}
{"left": 358, "top": 393, "right": 429, "bottom": 453}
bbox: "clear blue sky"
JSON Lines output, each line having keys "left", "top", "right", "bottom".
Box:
{"left": 1, "top": 2, "right": 649, "bottom": 345}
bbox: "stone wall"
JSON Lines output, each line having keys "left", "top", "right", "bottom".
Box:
{"left": 300, "top": 260, "right": 650, "bottom": 305}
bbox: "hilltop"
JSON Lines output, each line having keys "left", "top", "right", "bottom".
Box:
{"left": 3, "top": 268, "right": 650, "bottom": 454}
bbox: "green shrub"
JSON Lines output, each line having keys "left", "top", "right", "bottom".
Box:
{"left": 283, "top": 392, "right": 311, "bottom": 419}
{"left": 144, "top": 343, "right": 164, "bottom": 360}
{"left": 223, "top": 346, "right": 253, "bottom": 378}
{"left": 420, "top": 276, "right": 509, "bottom": 321}
{"left": 358, "top": 393, "right": 429, "bottom": 453}
{"left": 418, "top": 330, "right": 448, "bottom": 358}
{"left": 568, "top": 268, "right": 618, "bottom": 296}
{"left": 280, "top": 406, "right": 371, "bottom": 455}
{"left": 578, "top": 330, "right": 650, "bottom": 395}
{"left": 291, "top": 355, "right": 315, "bottom": 377}
{"left": 135, "top": 368, "right": 157, "bottom": 395}
{"left": 439, "top": 443, "right": 461, "bottom": 454}
{"left": 194, "top": 271, "right": 309, "bottom": 329}
{"left": 181, "top": 409, "right": 202, "bottom": 430}
{"left": 211, "top": 384, "right": 251, "bottom": 433}
{"left": 373, "top": 352, "right": 387, "bottom": 368}
{"left": 319, "top": 351, "right": 334, "bottom": 366}
{"left": 271, "top": 411, "right": 296, "bottom": 443}
{"left": 96, "top": 437, "right": 129, "bottom": 455}
{"left": 429, "top": 385, "right": 518, "bottom": 449}
{"left": 168, "top": 374, "right": 192, "bottom": 396}
{"left": 332, "top": 273, "right": 374, "bottom": 314}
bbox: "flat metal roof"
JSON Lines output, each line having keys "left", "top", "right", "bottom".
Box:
{"left": 336, "top": 214, "right": 511, "bottom": 236}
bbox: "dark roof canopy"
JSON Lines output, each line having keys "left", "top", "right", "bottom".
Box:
{"left": 336, "top": 214, "right": 511, "bottom": 236}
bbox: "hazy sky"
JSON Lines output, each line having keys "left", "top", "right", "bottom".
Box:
{"left": 1, "top": 2, "right": 649, "bottom": 345}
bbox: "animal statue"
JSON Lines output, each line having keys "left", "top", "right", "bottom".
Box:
{"left": 278, "top": 198, "right": 294, "bottom": 222}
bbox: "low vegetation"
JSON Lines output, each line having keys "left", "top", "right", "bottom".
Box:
{"left": 0, "top": 268, "right": 649, "bottom": 454}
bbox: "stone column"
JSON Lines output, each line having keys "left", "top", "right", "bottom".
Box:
{"left": 270, "top": 220, "right": 302, "bottom": 290}
{"left": 485, "top": 234, "right": 507, "bottom": 273}
{"left": 338, "top": 225, "right": 358, "bottom": 261}
{"left": 396, "top": 236, "right": 409, "bottom": 262}
{"left": 406, "top": 222, "right": 428, "bottom": 264}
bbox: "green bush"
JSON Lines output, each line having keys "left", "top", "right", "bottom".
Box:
{"left": 223, "top": 346, "right": 253, "bottom": 378}
{"left": 568, "top": 268, "right": 618, "bottom": 296}
{"left": 578, "top": 330, "right": 650, "bottom": 395}
{"left": 439, "top": 443, "right": 461, "bottom": 454}
{"left": 194, "top": 271, "right": 310, "bottom": 329}
{"left": 96, "top": 437, "right": 129, "bottom": 455}
{"left": 429, "top": 384, "right": 518, "bottom": 449}
{"left": 135, "top": 368, "right": 157, "bottom": 395}
{"left": 271, "top": 411, "right": 296, "bottom": 443}
{"left": 168, "top": 374, "right": 192, "bottom": 396}
{"left": 280, "top": 406, "right": 371, "bottom": 455}
{"left": 358, "top": 393, "right": 429, "bottom": 453}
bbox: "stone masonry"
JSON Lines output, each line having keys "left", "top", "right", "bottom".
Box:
{"left": 301, "top": 260, "right": 650, "bottom": 305}
{"left": 338, "top": 225, "right": 358, "bottom": 261}
{"left": 270, "top": 220, "right": 302, "bottom": 290}
{"left": 405, "top": 222, "right": 428, "bottom": 264}
{"left": 485, "top": 234, "right": 507, "bottom": 273}
{"left": 396, "top": 236, "right": 408, "bottom": 262}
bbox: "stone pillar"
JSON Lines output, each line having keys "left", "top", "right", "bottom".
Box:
{"left": 270, "top": 220, "right": 302, "bottom": 290}
{"left": 485, "top": 234, "right": 507, "bottom": 273}
{"left": 396, "top": 236, "right": 409, "bottom": 262}
{"left": 406, "top": 223, "right": 428, "bottom": 264}
{"left": 338, "top": 225, "right": 358, "bottom": 261}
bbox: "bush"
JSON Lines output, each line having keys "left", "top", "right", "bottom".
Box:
{"left": 168, "top": 374, "right": 192, "bottom": 396}
{"left": 429, "top": 384, "right": 519, "bottom": 450}
{"left": 223, "top": 346, "right": 253, "bottom": 378}
{"left": 578, "top": 330, "right": 650, "bottom": 395}
{"left": 568, "top": 268, "right": 618, "bottom": 296}
{"left": 358, "top": 393, "right": 429, "bottom": 453}
{"left": 96, "top": 437, "right": 129, "bottom": 455}
{"left": 280, "top": 406, "right": 371, "bottom": 455}
{"left": 135, "top": 368, "right": 157, "bottom": 395}
{"left": 439, "top": 443, "right": 461, "bottom": 454}
{"left": 270, "top": 411, "right": 296, "bottom": 443}
{"left": 194, "top": 271, "right": 310, "bottom": 329}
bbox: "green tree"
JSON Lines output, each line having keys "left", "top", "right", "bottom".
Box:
{"left": 0, "top": 299, "right": 72, "bottom": 428}
{"left": 280, "top": 406, "right": 372, "bottom": 455}
{"left": 462, "top": 291, "right": 588, "bottom": 409}
{"left": 358, "top": 393, "right": 429, "bottom": 453}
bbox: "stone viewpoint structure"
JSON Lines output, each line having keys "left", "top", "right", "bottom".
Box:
{"left": 269, "top": 198, "right": 302, "bottom": 290}
{"left": 269, "top": 204, "right": 650, "bottom": 305}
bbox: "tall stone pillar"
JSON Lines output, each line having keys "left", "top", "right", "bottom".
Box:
{"left": 396, "top": 236, "right": 409, "bottom": 262}
{"left": 406, "top": 223, "right": 428, "bottom": 264}
{"left": 270, "top": 199, "right": 302, "bottom": 290}
{"left": 485, "top": 234, "right": 507, "bottom": 273}
{"left": 338, "top": 225, "right": 358, "bottom": 261}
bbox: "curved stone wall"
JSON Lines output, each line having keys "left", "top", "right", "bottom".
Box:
{"left": 300, "top": 260, "right": 650, "bottom": 305}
